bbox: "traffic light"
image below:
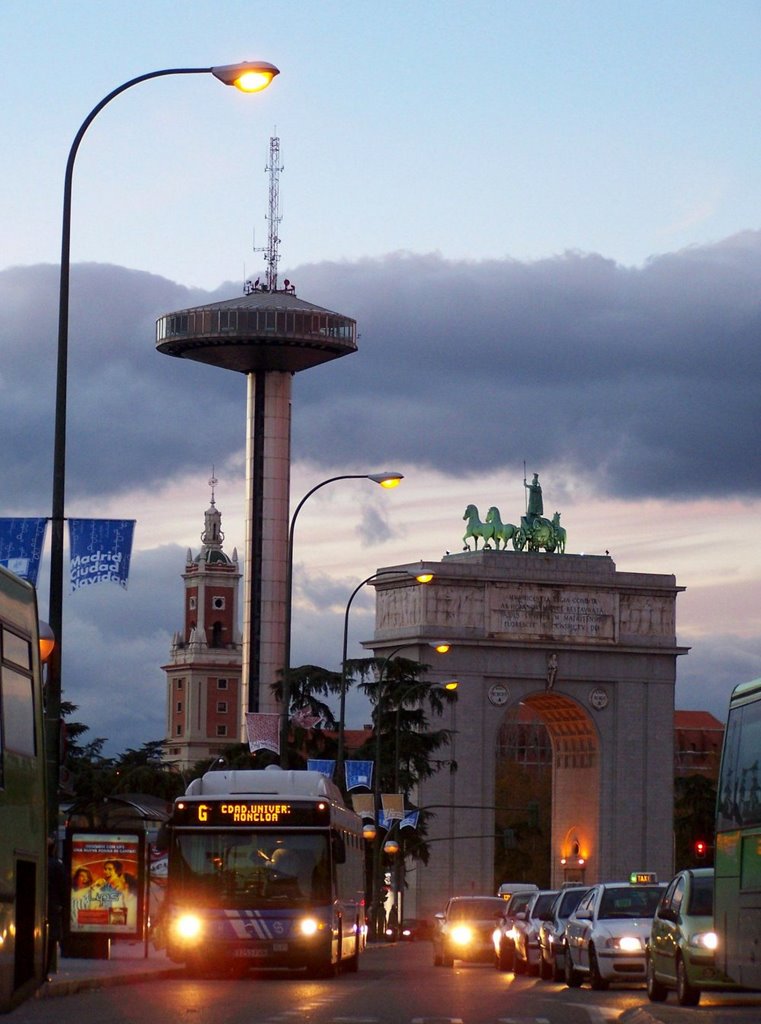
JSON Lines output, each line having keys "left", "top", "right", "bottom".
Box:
{"left": 694, "top": 839, "right": 707, "bottom": 859}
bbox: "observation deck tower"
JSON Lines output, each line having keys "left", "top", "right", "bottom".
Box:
{"left": 156, "top": 283, "right": 357, "bottom": 721}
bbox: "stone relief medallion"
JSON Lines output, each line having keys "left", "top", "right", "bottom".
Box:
{"left": 488, "top": 683, "right": 509, "bottom": 706}
{"left": 589, "top": 687, "right": 609, "bottom": 711}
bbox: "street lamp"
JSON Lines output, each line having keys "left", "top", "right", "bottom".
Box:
{"left": 336, "top": 565, "right": 434, "bottom": 776}
{"left": 369, "top": 641, "right": 450, "bottom": 939}
{"left": 279, "top": 472, "right": 403, "bottom": 766}
{"left": 45, "top": 60, "right": 279, "bottom": 834}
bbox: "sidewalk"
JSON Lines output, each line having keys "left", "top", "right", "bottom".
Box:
{"left": 37, "top": 940, "right": 184, "bottom": 1000}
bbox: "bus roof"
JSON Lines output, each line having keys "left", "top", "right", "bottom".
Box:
{"left": 730, "top": 677, "right": 761, "bottom": 704}
{"left": 184, "top": 767, "right": 345, "bottom": 805}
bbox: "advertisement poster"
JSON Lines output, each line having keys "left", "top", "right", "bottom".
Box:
{"left": 68, "top": 832, "right": 144, "bottom": 937}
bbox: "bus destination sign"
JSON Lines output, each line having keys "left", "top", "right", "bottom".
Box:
{"left": 172, "top": 799, "right": 331, "bottom": 827}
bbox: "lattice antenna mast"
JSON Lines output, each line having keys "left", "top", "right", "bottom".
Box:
{"left": 262, "top": 135, "right": 283, "bottom": 291}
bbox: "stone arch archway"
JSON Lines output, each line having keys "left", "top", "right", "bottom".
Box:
{"left": 369, "top": 549, "right": 685, "bottom": 920}
{"left": 495, "top": 693, "right": 601, "bottom": 888}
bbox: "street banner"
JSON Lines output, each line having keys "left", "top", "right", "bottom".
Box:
{"left": 245, "top": 712, "right": 280, "bottom": 754}
{"left": 307, "top": 759, "right": 335, "bottom": 778}
{"left": 66, "top": 831, "right": 144, "bottom": 938}
{"left": 0, "top": 517, "right": 47, "bottom": 585}
{"left": 351, "top": 793, "right": 375, "bottom": 818}
{"left": 381, "top": 793, "right": 405, "bottom": 820}
{"left": 68, "top": 518, "right": 135, "bottom": 591}
{"left": 401, "top": 810, "right": 420, "bottom": 829}
{"left": 345, "top": 759, "right": 373, "bottom": 791}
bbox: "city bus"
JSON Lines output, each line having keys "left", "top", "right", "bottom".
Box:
{"left": 0, "top": 566, "right": 47, "bottom": 1013}
{"left": 714, "top": 676, "right": 761, "bottom": 989}
{"left": 162, "top": 766, "right": 366, "bottom": 976}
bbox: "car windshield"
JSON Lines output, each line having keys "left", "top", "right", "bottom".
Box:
{"left": 508, "top": 892, "right": 533, "bottom": 915}
{"left": 530, "top": 893, "right": 557, "bottom": 919}
{"left": 449, "top": 898, "right": 505, "bottom": 920}
{"left": 599, "top": 886, "right": 663, "bottom": 919}
{"left": 687, "top": 875, "right": 714, "bottom": 916}
{"left": 559, "top": 888, "right": 586, "bottom": 917}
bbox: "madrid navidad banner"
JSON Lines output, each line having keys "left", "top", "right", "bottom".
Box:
{"left": 68, "top": 519, "right": 135, "bottom": 591}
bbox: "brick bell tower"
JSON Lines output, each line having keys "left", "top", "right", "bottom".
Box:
{"left": 164, "top": 477, "right": 242, "bottom": 770}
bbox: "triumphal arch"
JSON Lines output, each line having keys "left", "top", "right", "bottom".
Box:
{"left": 367, "top": 478, "right": 686, "bottom": 920}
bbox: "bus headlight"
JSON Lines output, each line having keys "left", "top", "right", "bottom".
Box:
{"left": 174, "top": 913, "right": 203, "bottom": 942}
{"left": 450, "top": 925, "right": 473, "bottom": 946}
{"left": 299, "top": 916, "right": 320, "bottom": 937}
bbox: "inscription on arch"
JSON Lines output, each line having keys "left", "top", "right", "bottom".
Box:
{"left": 489, "top": 586, "right": 618, "bottom": 642}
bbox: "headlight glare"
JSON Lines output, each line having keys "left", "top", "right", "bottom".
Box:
{"left": 175, "top": 913, "right": 202, "bottom": 941}
{"left": 299, "top": 916, "right": 320, "bottom": 936}
{"left": 450, "top": 924, "right": 473, "bottom": 945}
{"left": 690, "top": 930, "right": 718, "bottom": 951}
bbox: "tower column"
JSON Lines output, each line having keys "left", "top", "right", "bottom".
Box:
{"left": 242, "top": 369, "right": 292, "bottom": 719}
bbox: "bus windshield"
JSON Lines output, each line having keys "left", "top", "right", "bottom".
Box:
{"left": 717, "top": 696, "right": 761, "bottom": 830}
{"left": 172, "top": 831, "right": 331, "bottom": 908}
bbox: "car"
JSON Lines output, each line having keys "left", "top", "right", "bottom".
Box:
{"left": 398, "top": 918, "right": 432, "bottom": 942}
{"left": 564, "top": 876, "right": 666, "bottom": 989}
{"left": 646, "top": 868, "right": 739, "bottom": 1006}
{"left": 538, "top": 885, "right": 588, "bottom": 980}
{"left": 493, "top": 888, "right": 538, "bottom": 971}
{"left": 432, "top": 896, "right": 506, "bottom": 967}
{"left": 513, "top": 889, "right": 559, "bottom": 975}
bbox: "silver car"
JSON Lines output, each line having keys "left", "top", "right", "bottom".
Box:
{"left": 538, "top": 886, "right": 588, "bottom": 980}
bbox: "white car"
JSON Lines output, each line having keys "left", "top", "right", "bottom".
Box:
{"left": 513, "top": 889, "right": 558, "bottom": 975}
{"left": 565, "top": 879, "right": 666, "bottom": 989}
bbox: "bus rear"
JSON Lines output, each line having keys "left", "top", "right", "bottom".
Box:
{"left": 714, "top": 676, "right": 761, "bottom": 989}
{"left": 163, "top": 767, "right": 365, "bottom": 976}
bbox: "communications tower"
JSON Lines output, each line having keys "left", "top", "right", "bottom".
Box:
{"left": 156, "top": 136, "right": 357, "bottom": 723}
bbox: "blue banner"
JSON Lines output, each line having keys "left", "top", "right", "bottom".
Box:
{"left": 307, "top": 759, "right": 335, "bottom": 779}
{"left": 0, "top": 518, "right": 48, "bottom": 585}
{"left": 68, "top": 519, "right": 135, "bottom": 592}
{"left": 345, "top": 760, "right": 374, "bottom": 791}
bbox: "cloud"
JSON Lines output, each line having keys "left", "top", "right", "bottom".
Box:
{"left": 2, "top": 234, "right": 761, "bottom": 516}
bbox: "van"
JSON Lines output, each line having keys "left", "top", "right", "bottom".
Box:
{"left": 497, "top": 881, "right": 539, "bottom": 901}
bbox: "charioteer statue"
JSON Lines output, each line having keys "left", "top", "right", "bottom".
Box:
{"left": 461, "top": 471, "right": 567, "bottom": 554}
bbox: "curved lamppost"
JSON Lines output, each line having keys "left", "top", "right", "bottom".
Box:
{"left": 45, "top": 60, "right": 279, "bottom": 833}
{"left": 279, "top": 472, "right": 403, "bottom": 766}
{"left": 368, "top": 641, "right": 451, "bottom": 939}
{"left": 336, "top": 565, "right": 434, "bottom": 776}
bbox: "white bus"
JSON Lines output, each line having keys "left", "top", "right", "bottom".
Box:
{"left": 163, "top": 767, "right": 366, "bottom": 976}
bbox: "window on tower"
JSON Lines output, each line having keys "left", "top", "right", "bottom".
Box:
{"left": 216, "top": 724, "right": 227, "bottom": 737}
{"left": 217, "top": 701, "right": 228, "bottom": 713}
{"left": 217, "top": 678, "right": 228, "bottom": 690}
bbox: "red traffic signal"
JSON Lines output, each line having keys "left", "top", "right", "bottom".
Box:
{"left": 694, "top": 839, "right": 707, "bottom": 858}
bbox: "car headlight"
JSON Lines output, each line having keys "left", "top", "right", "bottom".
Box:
{"left": 605, "top": 935, "right": 643, "bottom": 952}
{"left": 299, "top": 916, "right": 321, "bottom": 937}
{"left": 174, "top": 913, "right": 203, "bottom": 942}
{"left": 689, "top": 930, "right": 718, "bottom": 951}
{"left": 450, "top": 924, "right": 473, "bottom": 946}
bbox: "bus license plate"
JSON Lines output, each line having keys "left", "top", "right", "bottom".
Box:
{"left": 234, "top": 948, "right": 268, "bottom": 958}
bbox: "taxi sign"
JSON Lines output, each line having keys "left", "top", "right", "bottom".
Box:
{"left": 629, "top": 871, "right": 658, "bottom": 884}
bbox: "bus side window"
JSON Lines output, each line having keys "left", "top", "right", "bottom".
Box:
{"left": 331, "top": 830, "right": 346, "bottom": 864}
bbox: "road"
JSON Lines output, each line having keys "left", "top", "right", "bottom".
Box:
{"left": 10, "top": 942, "right": 761, "bottom": 1024}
